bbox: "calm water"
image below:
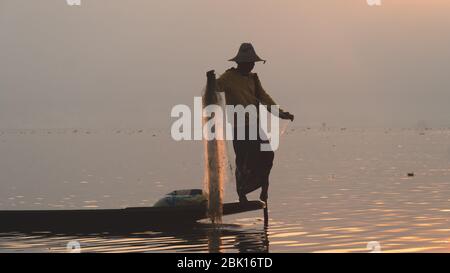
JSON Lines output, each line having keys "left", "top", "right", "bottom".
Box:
{"left": 0, "top": 127, "right": 450, "bottom": 253}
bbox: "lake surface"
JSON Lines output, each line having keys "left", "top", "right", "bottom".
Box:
{"left": 1, "top": 127, "right": 449, "bottom": 253}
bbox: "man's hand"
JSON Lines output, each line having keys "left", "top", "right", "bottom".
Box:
{"left": 279, "top": 111, "right": 294, "bottom": 121}
{"left": 206, "top": 70, "right": 216, "bottom": 80}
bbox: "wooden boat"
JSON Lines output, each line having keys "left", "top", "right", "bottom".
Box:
{"left": 0, "top": 201, "right": 265, "bottom": 232}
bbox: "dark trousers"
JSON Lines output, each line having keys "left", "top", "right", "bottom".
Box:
{"left": 232, "top": 127, "right": 274, "bottom": 197}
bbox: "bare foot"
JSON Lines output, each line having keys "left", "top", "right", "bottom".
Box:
{"left": 260, "top": 191, "right": 268, "bottom": 202}
{"left": 239, "top": 195, "right": 248, "bottom": 203}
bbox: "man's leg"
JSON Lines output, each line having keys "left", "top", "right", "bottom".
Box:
{"left": 233, "top": 140, "right": 248, "bottom": 202}
{"left": 259, "top": 150, "right": 274, "bottom": 202}
{"left": 260, "top": 184, "right": 269, "bottom": 202}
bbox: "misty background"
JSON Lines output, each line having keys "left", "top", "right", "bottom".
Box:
{"left": 1, "top": 0, "right": 450, "bottom": 129}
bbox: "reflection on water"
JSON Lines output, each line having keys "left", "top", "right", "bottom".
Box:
{"left": 1, "top": 128, "right": 450, "bottom": 252}
{"left": 0, "top": 222, "right": 269, "bottom": 253}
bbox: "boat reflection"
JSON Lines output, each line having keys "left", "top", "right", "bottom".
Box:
{"left": 0, "top": 222, "right": 269, "bottom": 253}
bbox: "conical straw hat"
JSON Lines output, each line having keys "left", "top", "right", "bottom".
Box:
{"left": 229, "top": 43, "right": 266, "bottom": 63}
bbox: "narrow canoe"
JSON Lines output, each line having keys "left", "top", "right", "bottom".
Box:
{"left": 0, "top": 201, "right": 265, "bottom": 232}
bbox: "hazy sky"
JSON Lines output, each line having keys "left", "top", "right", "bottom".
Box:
{"left": 1, "top": 0, "right": 450, "bottom": 129}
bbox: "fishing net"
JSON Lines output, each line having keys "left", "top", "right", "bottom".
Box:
{"left": 202, "top": 81, "right": 234, "bottom": 224}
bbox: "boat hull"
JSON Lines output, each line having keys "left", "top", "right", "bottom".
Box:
{"left": 0, "top": 201, "right": 265, "bottom": 232}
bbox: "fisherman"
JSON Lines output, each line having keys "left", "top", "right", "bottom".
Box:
{"left": 206, "top": 43, "right": 294, "bottom": 203}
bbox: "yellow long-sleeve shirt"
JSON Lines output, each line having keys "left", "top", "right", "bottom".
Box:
{"left": 215, "top": 68, "right": 282, "bottom": 111}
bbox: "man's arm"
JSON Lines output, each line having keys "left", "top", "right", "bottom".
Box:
{"left": 204, "top": 70, "right": 225, "bottom": 106}
{"left": 254, "top": 73, "right": 294, "bottom": 121}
